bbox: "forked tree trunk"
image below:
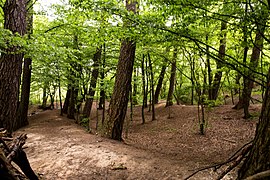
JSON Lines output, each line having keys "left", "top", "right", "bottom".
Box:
{"left": 166, "top": 47, "right": 177, "bottom": 107}
{"left": 209, "top": 21, "right": 227, "bottom": 100}
{"left": 237, "top": 68, "right": 270, "bottom": 179}
{"left": 103, "top": 0, "right": 137, "bottom": 140}
{"left": 0, "top": 0, "right": 27, "bottom": 134}
{"left": 82, "top": 47, "right": 102, "bottom": 119}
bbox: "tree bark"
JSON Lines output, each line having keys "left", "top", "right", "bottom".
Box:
{"left": 148, "top": 53, "right": 156, "bottom": 120}
{"left": 237, "top": 68, "right": 270, "bottom": 179}
{"left": 63, "top": 88, "right": 71, "bottom": 114}
{"left": 82, "top": 47, "right": 102, "bottom": 119}
{"left": 142, "top": 54, "right": 147, "bottom": 108}
{"left": 0, "top": 0, "right": 27, "bottom": 134}
{"left": 103, "top": 0, "right": 137, "bottom": 141}
{"left": 15, "top": 0, "right": 34, "bottom": 130}
{"left": 154, "top": 61, "right": 167, "bottom": 104}
{"left": 242, "top": 25, "right": 265, "bottom": 118}
{"left": 166, "top": 48, "right": 177, "bottom": 107}
{"left": 209, "top": 21, "right": 227, "bottom": 100}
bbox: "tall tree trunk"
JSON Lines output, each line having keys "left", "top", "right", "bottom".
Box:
{"left": 142, "top": 54, "right": 147, "bottom": 108}
{"left": 237, "top": 68, "right": 270, "bottom": 179}
{"left": 166, "top": 47, "right": 177, "bottom": 107}
{"left": 233, "top": 0, "right": 248, "bottom": 110}
{"left": 242, "top": 24, "right": 265, "bottom": 118}
{"left": 148, "top": 53, "right": 156, "bottom": 120}
{"left": 103, "top": 0, "right": 137, "bottom": 140}
{"left": 15, "top": 0, "right": 33, "bottom": 130}
{"left": 82, "top": 47, "right": 102, "bottom": 119}
{"left": 209, "top": 21, "right": 227, "bottom": 100}
{"left": 99, "top": 43, "right": 106, "bottom": 110}
{"left": 206, "top": 35, "right": 212, "bottom": 100}
{"left": 0, "top": 0, "right": 27, "bottom": 134}
{"left": 154, "top": 61, "right": 167, "bottom": 104}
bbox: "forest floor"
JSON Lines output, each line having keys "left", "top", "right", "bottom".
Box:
{"left": 15, "top": 101, "right": 260, "bottom": 180}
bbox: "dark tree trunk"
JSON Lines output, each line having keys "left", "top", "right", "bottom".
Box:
{"left": 206, "top": 35, "right": 212, "bottom": 100}
{"left": 103, "top": 0, "right": 137, "bottom": 141}
{"left": 0, "top": 0, "right": 27, "bottom": 134}
{"left": 82, "top": 47, "right": 102, "bottom": 120}
{"left": 148, "top": 53, "right": 156, "bottom": 121}
{"left": 154, "top": 61, "right": 167, "bottom": 104}
{"left": 63, "top": 88, "right": 71, "bottom": 114}
{"left": 166, "top": 48, "right": 177, "bottom": 107}
{"left": 41, "top": 84, "right": 48, "bottom": 109}
{"left": 142, "top": 54, "right": 147, "bottom": 109}
{"left": 132, "top": 68, "right": 138, "bottom": 105}
{"left": 237, "top": 68, "right": 270, "bottom": 179}
{"left": 99, "top": 43, "right": 106, "bottom": 110}
{"left": 105, "top": 38, "right": 136, "bottom": 140}
{"left": 242, "top": 26, "right": 265, "bottom": 119}
{"left": 67, "top": 87, "right": 78, "bottom": 119}
{"left": 209, "top": 21, "right": 227, "bottom": 100}
{"left": 15, "top": 0, "right": 34, "bottom": 130}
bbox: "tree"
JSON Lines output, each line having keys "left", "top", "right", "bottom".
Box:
{"left": 166, "top": 47, "right": 177, "bottom": 107}
{"left": 209, "top": 21, "right": 227, "bottom": 100}
{"left": 237, "top": 68, "right": 270, "bottom": 179}
{"left": 103, "top": 0, "right": 137, "bottom": 140}
{"left": 82, "top": 47, "right": 102, "bottom": 120}
{"left": 14, "top": 0, "right": 34, "bottom": 130}
{"left": 0, "top": 0, "right": 27, "bottom": 134}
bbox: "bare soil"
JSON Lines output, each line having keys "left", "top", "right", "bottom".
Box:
{"left": 15, "top": 102, "right": 259, "bottom": 180}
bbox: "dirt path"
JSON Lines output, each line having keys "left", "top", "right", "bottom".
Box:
{"left": 15, "top": 103, "right": 258, "bottom": 179}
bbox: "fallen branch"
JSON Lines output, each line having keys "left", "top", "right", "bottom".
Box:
{"left": 244, "top": 170, "right": 270, "bottom": 180}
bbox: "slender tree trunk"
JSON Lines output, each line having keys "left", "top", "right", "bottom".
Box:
{"left": 166, "top": 47, "right": 177, "bottom": 107}
{"left": 82, "top": 47, "right": 102, "bottom": 119}
{"left": 99, "top": 43, "right": 106, "bottom": 110}
{"left": 132, "top": 68, "right": 138, "bottom": 105}
{"left": 142, "top": 54, "right": 147, "bottom": 108}
{"left": 103, "top": 0, "right": 137, "bottom": 141}
{"left": 206, "top": 35, "right": 212, "bottom": 100}
{"left": 41, "top": 84, "right": 48, "bottom": 109}
{"left": 148, "top": 53, "right": 156, "bottom": 120}
{"left": 209, "top": 21, "right": 227, "bottom": 100}
{"left": 233, "top": 0, "right": 248, "bottom": 110}
{"left": 237, "top": 68, "right": 270, "bottom": 179}
{"left": 154, "top": 61, "right": 167, "bottom": 104}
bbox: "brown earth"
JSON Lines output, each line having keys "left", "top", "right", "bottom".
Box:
{"left": 15, "top": 102, "right": 259, "bottom": 180}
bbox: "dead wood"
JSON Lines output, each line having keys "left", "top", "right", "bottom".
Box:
{"left": 244, "top": 170, "right": 270, "bottom": 180}
{"left": 0, "top": 130, "right": 38, "bottom": 180}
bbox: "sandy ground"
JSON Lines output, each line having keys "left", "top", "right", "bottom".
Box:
{"left": 15, "top": 102, "right": 259, "bottom": 180}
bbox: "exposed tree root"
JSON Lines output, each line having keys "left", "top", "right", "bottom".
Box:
{"left": 184, "top": 141, "right": 253, "bottom": 180}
